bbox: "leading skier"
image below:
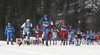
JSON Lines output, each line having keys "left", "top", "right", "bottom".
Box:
{"left": 40, "top": 15, "right": 51, "bottom": 46}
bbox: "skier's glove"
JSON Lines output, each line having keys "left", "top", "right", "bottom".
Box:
{"left": 5, "top": 33, "right": 6, "bottom": 35}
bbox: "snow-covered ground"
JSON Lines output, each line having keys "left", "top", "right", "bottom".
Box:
{"left": 0, "top": 41, "right": 100, "bottom": 55}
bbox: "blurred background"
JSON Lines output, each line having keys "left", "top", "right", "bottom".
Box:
{"left": 0, "top": 0, "right": 100, "bottom": 40}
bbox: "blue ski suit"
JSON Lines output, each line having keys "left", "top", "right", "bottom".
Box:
{"left": 70, "top": 28, "right": 76, "bottom": 42}
{"left": 5, "top": 26, "right": 15, "bottom": 42}
{"left": 40, "top": 18, "right": 51, "bottom": 42}
{"left": 86, "top": 33, "right": 90, "bottom": 42}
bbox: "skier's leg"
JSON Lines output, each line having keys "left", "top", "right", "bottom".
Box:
{"left": 22, "top": 30, "right": 26, "bottom": 40}
{"left": 60, "top": 30, "right": 63, "bottom": 44}
{"left": 87, "top": 38, "right": 89, "bottom": 45}
{"left": 60, "top": 37, "right": 63, "bottom": 45}
{"left": 27, "top": 31, "right": 30, "bottom": 45}
{"left": 68, "top": 34, "right": 71, "bottom": 45}
{"left": 42, "top": 31, "right": 45, "bottom": 45}
{"left": 46, "top": 29, "right": 49, "bottom": 46}
{"left": 53, "top": 38, "right": 54, "bottom": 45}
{"left": 63, "top": 38, "right": 65, "bottom": 45}
{"left": 81, "top": 38, "right": 84, "bottom": 44}
{"left": 7, "top": 32, "right": 10, "bottom": 45}
{"left": 10, "top": 32, "right": 13, "bottom": 45}
{"left": 76, "top": 37, "right": 78, "bottom": 45}
{"left": 53, "top": 34, "right": 54, "bottom": 45}
{"left": 55, "top": 35, "right": 57, "bottom": 45}
{"left": 49, "top": 32, "right": 52, "bottom": 45}
{"left": 66, "top": 39, "right": 68, "bottom": 45}
{"left": 37, "top": 33, "right": 39, "bottom": 43}
{"left": 35, "top": 33, "right": 37, "bottom": 41}
{"left": 63, "top": 31, "right": 66, "bottom": 45}
{"left": 91, "top": 39, "right": 94, "bottom": 45}
{"left": 27, "top": 32, "right": 30, "bottom": 40}
{"left": 80, "top": 35, "right": 82, "bottom": 44}
{"left": 72, "top": 37, "right": 74, "bottom": 45}
{"left": 19, "top": 31, "right": 26, "bottom": 46}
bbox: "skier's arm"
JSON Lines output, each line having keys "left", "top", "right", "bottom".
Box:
{"left": 51, "top": 21, "right": 53, "bottom": 26}
{"left": 66, "top": 25, "right": 70, "bottom": 32}
{"left": 40, "top": 24, "right": 43, "bottom": 31}
{"left": 33, "top": 27, "right": 35, "bottom": 31}
{"left": 21, "top": 23, "right": 25, "bottom": 32}
{"left": 12, "top": 26, "right": 15, "bottom": 33}
{"left": 58, "top": 23, "right": 61, "bottom": 29}
{"left": 30, "top": 23, "right": 33, "bottom": 30}
{"left": 57, "top": 29, "right": 59, "bottom": 32}
{"left": 5, "top": 26, "right": 7, "bottom": 35}
{"left": 38, "top": 20, "right": 41, "bottom": 25}
{"left": 59, "top": 23, "right": 61, "bottom": 27}
{"left": 41, "top": 24, "right": 43, "bottom": 28}
{"left": 41, "top": 18, "right": 44, "bottom": 23}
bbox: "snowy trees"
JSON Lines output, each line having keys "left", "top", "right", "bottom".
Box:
{"left": 0, "top": 0, "right": 100, "bottom": 40}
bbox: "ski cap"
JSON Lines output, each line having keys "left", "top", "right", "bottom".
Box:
{"left": 70, "top": 26, "right": 72, "bottom": 28}
{"left": 26, "top": 19, "right": 30, "bottom": 22}
{"left": 8, "top": 23, "right": 11, "bottom": 25}
{"left": 44, "top": 15, "right": 48, "bottom": 18}
{"left": 87, "top": 31, "right": 89, "bottom": 33}
{"left": 78, "top": 28, "right": 80, "bottom": 30}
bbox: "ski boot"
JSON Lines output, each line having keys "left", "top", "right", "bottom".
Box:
{"left": 53, "top": 41, "right": 54, "bottom": 45}
{"left": 72, "top": 41, "right": 74, "bottom": 45}
{"left": 46, "top": 42, "right": 48, "bottom": 46}
{"left": 60, "top": 41, "right": 62, "bottom": 45}
{"left": 19, "top": 41, "right": 22, "bottom": 46}
{"left": 50, "top": 40, "right": 51, "bottom": 45}
{"left": 69, "top": 42, "right": 71, "bottom": 45}
{"left": 63, "top": 42, "right": 65, "bottom": 45}
{"left": 55, "top": 41, "right": 57, "bottom": 45}
{"left": 87, "top": 43, "right": 89, "bottom": 45}
{"left": 66, "top": 42, "right": 68, "bottom": 45}
{"left": 11, "top": 41, "right": 14, "bottom": 45}
{"left": 42, "top": 38, "right": 44, "bottom": 46}
{"left": 36, "top": 41, "right": 39, "bottom": 45}
{"left": 27, "top": 39, "right": 30, "bottom": 45}
{"left": 7, "top": 42, "right": 9, "bottom": 45}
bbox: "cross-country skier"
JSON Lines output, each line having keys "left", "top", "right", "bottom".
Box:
{"left": 39, "top": 15, "right": 51, "bottom": 46}
{"left": 74, "top": 32, "right": 78, "bottom": 44}
{"left": 90, "top": 31, "right": 94, "bottom": 45}
{"left": 5, "top": 23, "right": 15, "bottom": 45}
{"left": 93, "top": 32, "right": 97, "bottom": 41}
{"left": 69, "top": 26, "right": 76, "bottom": 45}
{"left": 52, "top": 26, "right": 59, "bottom": 45}
{"left": 33, "top": 25, "right": 40, "bottom": 45}
{"left": 81, "top": 32, "right": 86, "bottom": 44}
{"left": 59, "top": 20, "right": 70, "bottom": 45}
{"left": 77, "top": 28, "right": 82, "bottom": 44}
{"left": 19, "top": 19, "right": 33, "bottom": 46}
{"left": 86, "top": 31, "right": 90, "bottom": 45}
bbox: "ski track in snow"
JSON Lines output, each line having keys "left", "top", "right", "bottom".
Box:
{"left": 0, "top": 41, "right": 100, "bottom": 55}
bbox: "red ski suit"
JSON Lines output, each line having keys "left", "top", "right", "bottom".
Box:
{"left": 59, "top": 23, "right": 70, "bottom": 38}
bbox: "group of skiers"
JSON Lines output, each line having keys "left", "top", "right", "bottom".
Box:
{"left": 5, "top": 15, "right": 100, "bottom": 46}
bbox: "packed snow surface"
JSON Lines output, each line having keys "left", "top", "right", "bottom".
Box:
{"left": 0, "top": 41, "right": 100, "bottom": 55}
